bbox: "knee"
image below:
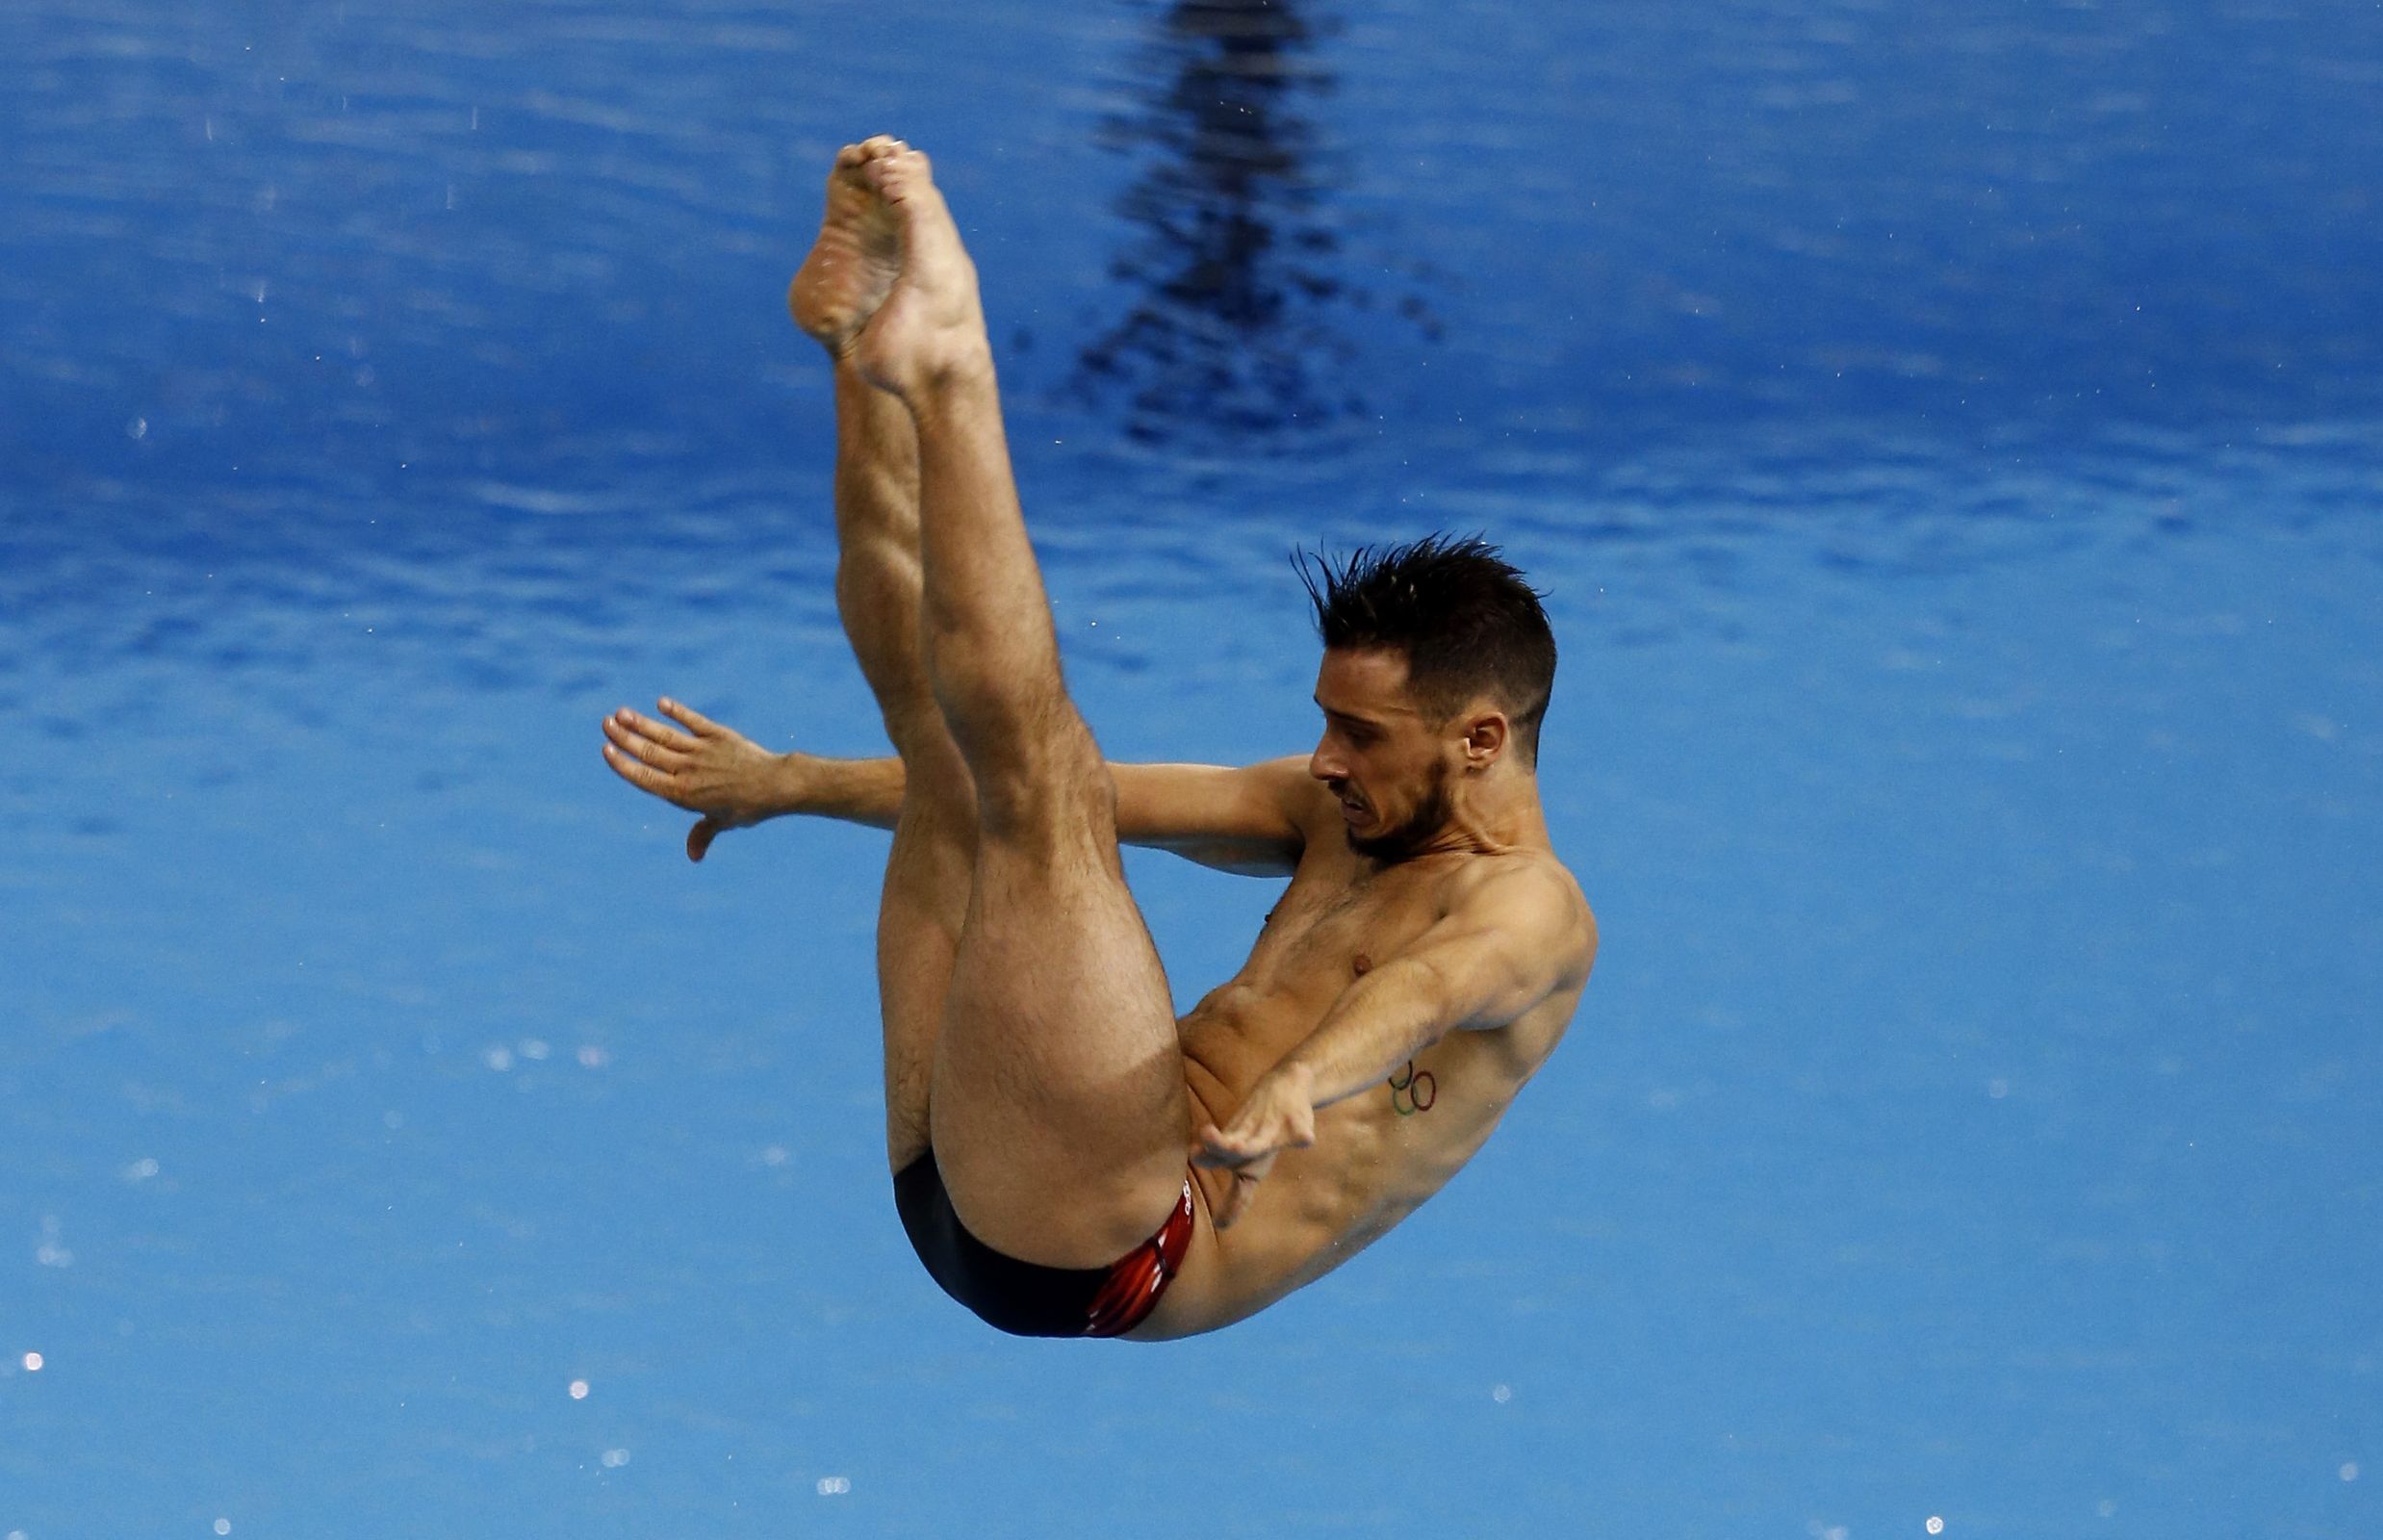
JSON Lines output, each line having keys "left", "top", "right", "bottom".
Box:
{"left": 968, "top": 710, "right": 1114, "bottom": 842}
{"left": 934, "top": 666, "right": 1073, "bottom": 760}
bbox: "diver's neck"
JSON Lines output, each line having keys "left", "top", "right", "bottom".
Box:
{"left": 1409, "top": 767, "right": 1548, "bottom": 860}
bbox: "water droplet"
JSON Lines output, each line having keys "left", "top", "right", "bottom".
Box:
{"left": 816, "top": 1476, "right": 851, "bottom": 1496}
{"left": 21, "top": 1352, "right": 43, "bottom": 1372}
{"left": 34, "top": 1217, "right": 71, "bottom": 1269}
{"left": 127, "top": 417, "right": 148, "bottom": 439}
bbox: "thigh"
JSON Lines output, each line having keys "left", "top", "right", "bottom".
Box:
{"left": 927, "top": 826, "right": 1195, "bottom": 1270}
{"left": 871, "top": 706, "right": 978, "bottom": 1174}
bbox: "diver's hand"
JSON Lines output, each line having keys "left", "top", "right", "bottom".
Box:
{"left": 601, "top": 698, "right": 797, "bottom": 861}
{"left": 1191, "top": 1065, "right": 1318, "bottom": 1230}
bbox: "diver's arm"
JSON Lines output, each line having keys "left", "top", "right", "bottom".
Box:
{"left": 1113, "top": 757, "right": 1311, "bottom": 875}
{"left": 602, "top": 701, "right": 1309, "bottom": 871}
{"left": 601, "top": 700, "right": 894, "bottom": 860}
{"left": 1192, "top": 862, "right": 1590, "bottom": 1228}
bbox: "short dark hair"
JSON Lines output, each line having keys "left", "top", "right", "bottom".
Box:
{"left": 1296, "top": 533, "right": 1557, "bottom": 763}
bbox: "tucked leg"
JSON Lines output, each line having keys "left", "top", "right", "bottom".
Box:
{"left": 850, "top": 142, "right": 1193, "bottom": 1269}
{"left": 790, "top": 141, "right": 980, "bottom": 1175}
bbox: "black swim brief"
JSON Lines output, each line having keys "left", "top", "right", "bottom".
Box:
{"left": 893, "top": 1150, "right": 1195, "bottom": 1338}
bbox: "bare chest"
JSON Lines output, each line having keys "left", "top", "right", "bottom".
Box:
{"left": 1262, "top": 873, "right": 1435, "bottom": 982}
{"left": 1178, "top": 860, "right": 1445, "bottom": 1094}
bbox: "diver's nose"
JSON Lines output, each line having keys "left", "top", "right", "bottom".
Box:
{"left": 1309, "top": 742, "right": 1344, "bottom": 783}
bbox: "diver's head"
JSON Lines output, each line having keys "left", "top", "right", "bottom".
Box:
{"left": 1299, "top": 534, "right": 1555, "bottom": 860}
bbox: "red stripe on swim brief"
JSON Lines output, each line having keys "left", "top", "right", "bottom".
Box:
{"left": 1082, "top": 1177, "right": 1196, "bottom": 1338}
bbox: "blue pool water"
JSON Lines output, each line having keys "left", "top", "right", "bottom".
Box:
{"left": 4, "top": 1, "right": 2380, "bottom": 1535}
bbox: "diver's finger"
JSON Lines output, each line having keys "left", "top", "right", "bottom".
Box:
{"left": 613, "top": 707, "right": 699, "bottom": 756}
{"left": 623, "top": 705, "right": 701, "bottom": 750}
{"left": 1192, "top": 1125, "right": 1253, "bottom": 1168}
{"left": 605, "top": 713, "right": 691, "bottom": 769}
{"left": 655, "top": 698, "right": 724, "bottom": 738}
{"left": 687, "top": 816, "right": 723, "bottom": 863}
{"left": 1216, "top": 1167, "right": 1267, "bottom": 1230}
{"left": 602, "top": 740, "right": 677, "bottom": 797}
{"left": 1212, "top": 1173, "right": 1243, "bottom": 1229}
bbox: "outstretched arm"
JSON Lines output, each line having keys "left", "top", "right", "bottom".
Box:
{"left": 601, "top": 700, "right": 1313, "bottom": 872}
{"left": 1192, "top": 862, "right": 1590, "bottom": 1227}
{"left": 601, "top": 700, "right": 900, "bottom": 860}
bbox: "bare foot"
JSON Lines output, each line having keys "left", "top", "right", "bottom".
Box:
{"left": 846, "top": 144, "right": 993, "bottom": 398}
{"left": 787, "top": 138, "right": 905, "bottom": 355}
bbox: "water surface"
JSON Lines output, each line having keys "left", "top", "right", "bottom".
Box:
{"left": 4, "top": 1, "right": 2380, "bottom": 1536}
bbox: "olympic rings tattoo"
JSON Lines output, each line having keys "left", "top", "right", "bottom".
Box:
{"left": 1387, "top": 1059, "right": 1436, "bottom": 1116}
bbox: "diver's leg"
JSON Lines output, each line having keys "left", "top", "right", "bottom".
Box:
{"left": 791, "top": 141, "right": 978, "bottom": 1175}
{"left": 850, "top": 141, "right": 1192, "bottom": 1269}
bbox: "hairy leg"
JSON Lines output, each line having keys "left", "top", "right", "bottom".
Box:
{"left": 790, "top": 141, "right": 978, "bottom": 1175}
{"left": 851, "top": 142, "right": 1192, "bottom": 1269}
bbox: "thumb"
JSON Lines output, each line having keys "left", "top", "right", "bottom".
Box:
{"left": 1214, "top": 1171, "right": 1248, "bottom": 1230}
{"left": 687, "top": 816, "right": 724, "bottom": 862}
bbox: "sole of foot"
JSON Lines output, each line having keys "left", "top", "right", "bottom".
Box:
{"left": 786, "top": 137, "right": 907, "bottom": 356}
{"left": 843, "top": 143, "right": 994, "bottom": 398}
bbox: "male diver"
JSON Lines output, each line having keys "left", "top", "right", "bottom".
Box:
{"left": 601, "top": 138, "right": 1596, "bottom": 1339}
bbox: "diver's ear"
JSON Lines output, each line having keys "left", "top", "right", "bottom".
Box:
{"left": 1461, "top": 710, "right": 1508, "bottom": 771}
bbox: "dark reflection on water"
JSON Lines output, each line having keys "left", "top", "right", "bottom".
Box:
{"left": 1074, "top": 0, "right": 1437, "bottom": 442}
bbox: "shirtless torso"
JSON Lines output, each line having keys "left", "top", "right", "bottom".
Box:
{"left": 1138, "top": 760, "right": 1594, "bottom": 1336}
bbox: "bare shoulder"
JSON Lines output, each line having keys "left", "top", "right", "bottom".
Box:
{"left": 1263, "top": 757, "right": 1351, "bottom": 844}
{"left": 1431, "top": 849, "right": 1597, "bottom": 1007}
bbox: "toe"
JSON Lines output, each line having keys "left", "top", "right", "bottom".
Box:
{"left": 875, "top": 148, "right": 930, "bottom": 198}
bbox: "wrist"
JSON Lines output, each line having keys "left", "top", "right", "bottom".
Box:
{"left": 765, "top": 751, "right": 814, "bottom": 818}
{"left": 1270, "top": 1060, "right": 1319, "bottom": 1104}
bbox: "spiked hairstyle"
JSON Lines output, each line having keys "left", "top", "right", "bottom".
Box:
{"left": 1295, "top": 534, "right": 1557, "bottom": 763}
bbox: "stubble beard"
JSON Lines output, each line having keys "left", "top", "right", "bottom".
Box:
{"left": 1344, "top": 759, "right": 1455, "bottom": 863}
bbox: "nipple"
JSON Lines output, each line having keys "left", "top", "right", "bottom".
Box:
{"left": 1353, "top": 953, "right": 1371, "bottom": 976}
